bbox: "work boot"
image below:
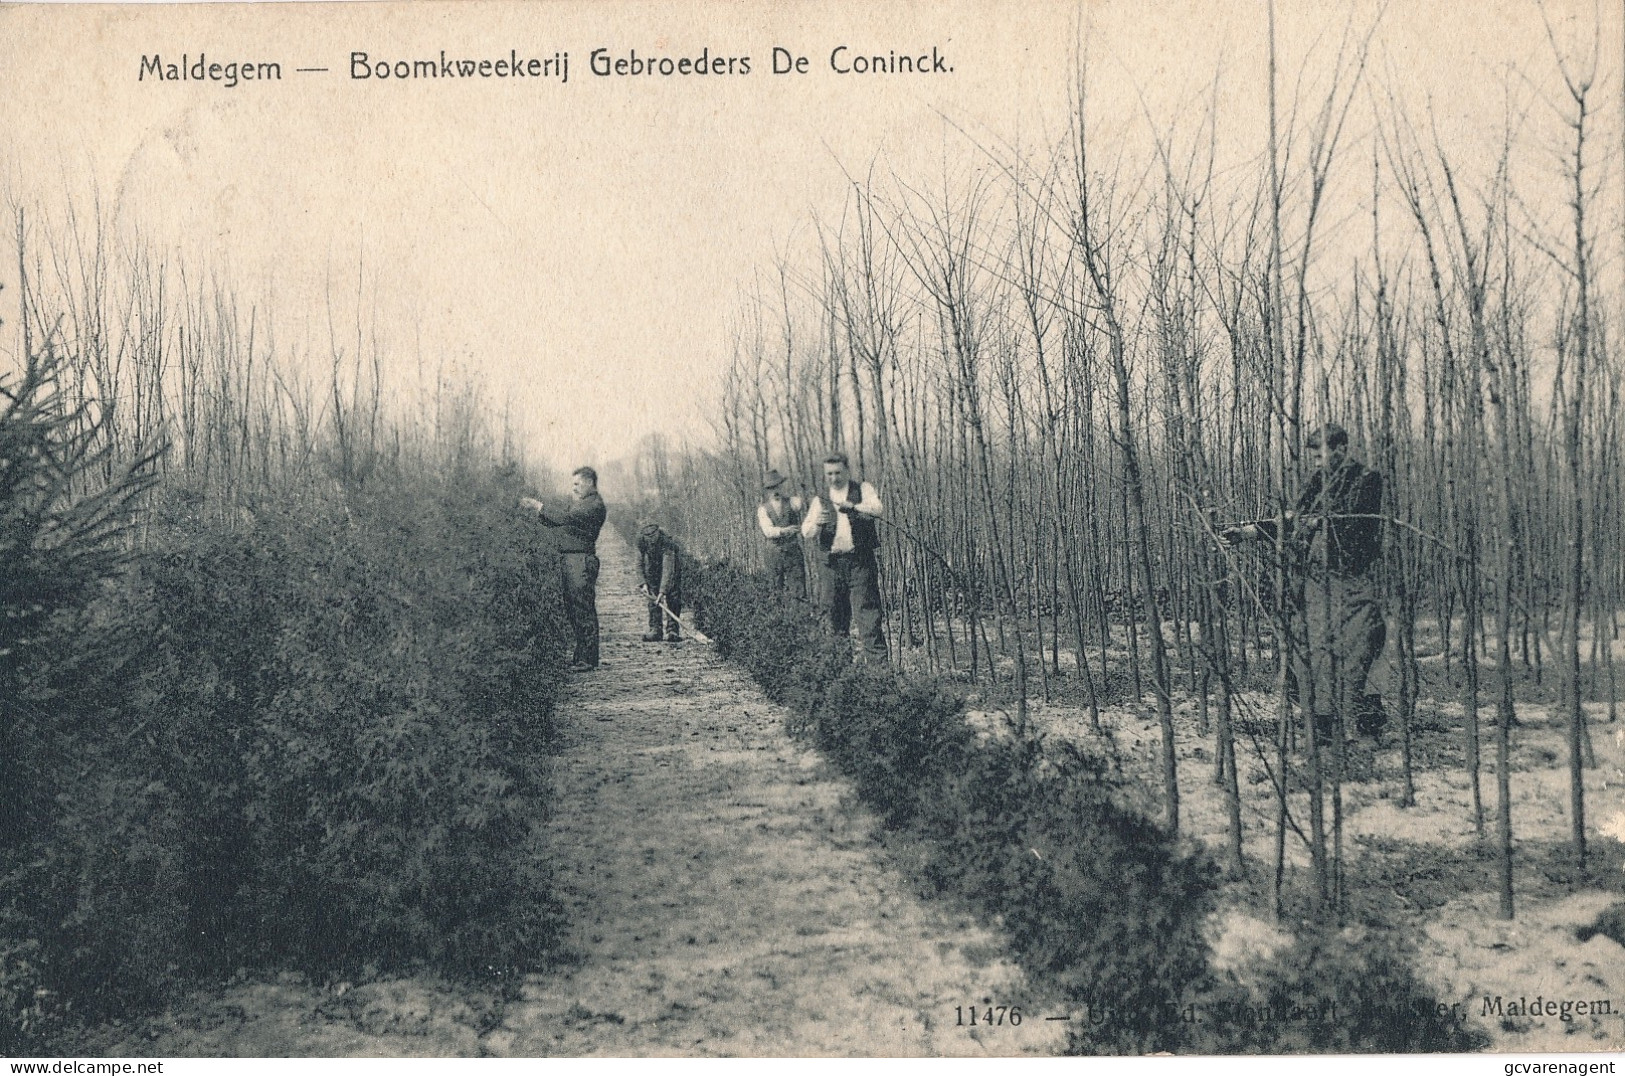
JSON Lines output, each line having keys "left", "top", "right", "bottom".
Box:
{"left": 665, "top": 632, "right": 682, "bottom": 643}
{"left": 641, "top": 632, "right": 663, "bottom": 643}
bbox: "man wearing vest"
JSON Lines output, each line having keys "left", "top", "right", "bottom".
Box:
{"left": 520, "top": 466, "right": 607, "bottom": 672}
{"left": 801, "top": 452, "right": 887, "bottom": 659}
{"left": 756, "top": 468, "right": 807, "bottom": 600}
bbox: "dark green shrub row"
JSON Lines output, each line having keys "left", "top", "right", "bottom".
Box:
{"left": 3, "top": 466, "right": 569, "bottom": 1051}
{"left": 684, "top": 554, "right": 1486, "bottom": 1054}
{"left": 1579, "top": 901, "right": 1625, "bottom": 947}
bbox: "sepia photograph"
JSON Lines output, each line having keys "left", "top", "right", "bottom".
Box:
{"left": 1, "top": 0, "right": 1623, "bottom": 1059}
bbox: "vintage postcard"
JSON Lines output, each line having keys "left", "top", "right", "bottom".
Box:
{"left": 1, "top": 0, "right": 1622, "bottom": 1062}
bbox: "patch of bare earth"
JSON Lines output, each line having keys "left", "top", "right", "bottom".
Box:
{"left": 988, "top": 650, "right": 1625, "bottom": 1053}
{"left": 78, "top": 530, "right": 1063, "bottom": 1057}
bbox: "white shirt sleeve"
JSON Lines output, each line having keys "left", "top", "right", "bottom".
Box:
{"left": 857, "top": 482, "right": 884, "bottom": 517}
{"left": 757, "top": 503, "right": 777, "bottom": 539}
{"left": 801, "top": 497, "right": 825, "bottom": 539}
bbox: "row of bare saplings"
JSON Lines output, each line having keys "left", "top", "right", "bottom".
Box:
{"left": 11, "top": 205, "right": 532, "bottom": 513}
{"left": 633, "top": 54, "right": 1622, "bottom": 922}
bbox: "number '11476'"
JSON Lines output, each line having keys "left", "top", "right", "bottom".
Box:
{"left": 956, "top": 1005, "right": 1021, "bottom": 1026}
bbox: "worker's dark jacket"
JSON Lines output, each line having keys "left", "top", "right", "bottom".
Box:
{"left": 636, "top": 530, "right": 681, "bottom": 595}
{"left": 1258, "top": 460, "right": 1383, "bottom": 577}
{"left": 540, "top": 492, "right": 607, "bottom": 553}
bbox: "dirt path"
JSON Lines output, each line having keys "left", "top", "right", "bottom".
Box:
{"left": 486, "top": 529, "right": 1061, "bottom": 1056}
{"left": 84, "top": 530, "right": 1062, "bottom": 1057}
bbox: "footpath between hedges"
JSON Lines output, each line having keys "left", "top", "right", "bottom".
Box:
{"left": 484, "top": 528, "right": 1062, "bottom": 1056}
{"left": 83, "top": 527, "right": 1062, "bottom": 1057}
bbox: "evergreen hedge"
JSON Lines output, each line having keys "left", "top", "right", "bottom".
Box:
{"left": 683, "top": 553, "right": 1485, "bottom": 1054}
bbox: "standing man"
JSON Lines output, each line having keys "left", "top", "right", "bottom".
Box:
{"left": 521, "top": 466, "right": 607, "bottom": 672}
{"left": 636, "top": 520, "right": 683, "bottom": 643}
{"left": 802, "top": 452, "right": 887, "bottom": 659}
{"left": 1224, "top": 423, "right": 1387, "bottom": 736}
{"left": 757, "top": 468, "right": 807, "bottom": 600}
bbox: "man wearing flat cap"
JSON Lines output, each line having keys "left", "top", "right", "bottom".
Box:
{"left": 636, "top": 520, "right": 683, "bottom": 643}
{"left": 757, "top": 468, "right": 807, "bottom": 600}
{"left": 520, "top": 466, "right": 607, "bottom": 672}
{"left": 1224, "top": 423, "right": 1387, "bottom": 738}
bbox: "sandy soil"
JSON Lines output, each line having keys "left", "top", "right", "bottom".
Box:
{"left": 78, "top": 529, "right": 1065, "bottom": 1057}
{"left": 981, "top": 661, "right": 1625, "bottom": 1053}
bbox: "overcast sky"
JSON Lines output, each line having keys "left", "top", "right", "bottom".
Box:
{"left": 1, "top": 0, "right": 1617, "bottom": 474}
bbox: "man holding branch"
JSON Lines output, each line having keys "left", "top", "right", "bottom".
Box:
{"left": 802, "top": 452, "right": 887, "bottom": 660}
{"left": 1223, "top": 423, "right": 1387, "bottom": 737}
{"left": 756, "top": 468, "right": 807, "bottom": 600}
{"left": 520, "top": 466, "right": 607, "bottom": 672}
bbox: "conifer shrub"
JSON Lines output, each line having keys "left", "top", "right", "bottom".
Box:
{"left": 1577, "top": 901, "right": 1625, "bottom": 947}
{"left": 3, "top": 458, "right": 572, "bottom": 1050}
{"left": 1194, "top": 929, "right": 1487, "bottom": 1053}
